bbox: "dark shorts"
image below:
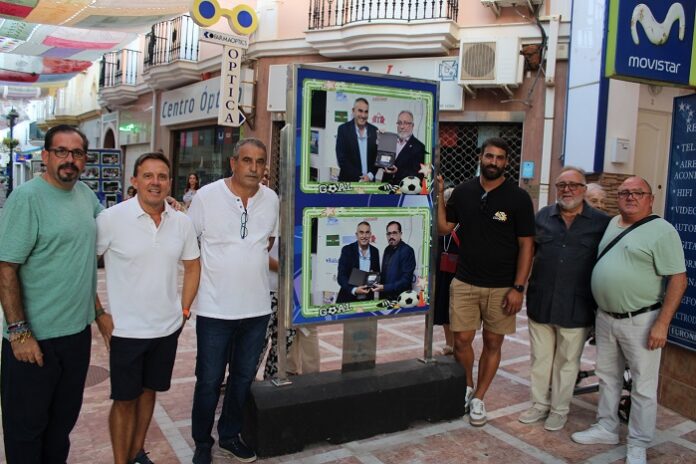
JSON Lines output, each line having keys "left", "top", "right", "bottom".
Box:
{"left": 110, "top": 328, "right": 181, "bottom": 401}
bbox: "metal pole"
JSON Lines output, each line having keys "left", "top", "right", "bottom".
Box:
{"left": 6, "top": 108, "right": 18, "bottom": 197}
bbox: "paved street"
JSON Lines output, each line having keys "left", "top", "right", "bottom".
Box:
{"left": 0, "top": 268, "right": 694, "bottom": 463}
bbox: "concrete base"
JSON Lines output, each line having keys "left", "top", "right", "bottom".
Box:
{"left": 243, "top": 356, "right": 466, "bottom": 457}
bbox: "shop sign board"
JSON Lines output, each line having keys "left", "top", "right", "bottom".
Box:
{"left": 199, "top": 29, "right": 248, "bottom": 49}
{"left": 218, "top": 45, "right": 245, "bottom": 127}
{"left": 160, "top": 77, "right": 222, "bottom": 126}
{"left": 665, "top": 93, "right": 696, "bottom": 352}
{"left": 605, "top": 0, "right": 696, "bottom": 87}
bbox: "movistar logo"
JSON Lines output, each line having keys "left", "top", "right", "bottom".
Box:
{"left": 631, "top": 3, "right": 686, "bottom": 45}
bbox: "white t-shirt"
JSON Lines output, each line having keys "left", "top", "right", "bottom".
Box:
{"left": 96, "top": 197, "right": 200, "bottom": 338}
{"left": 188, "top": 179, "right": 279, "bottom": 319}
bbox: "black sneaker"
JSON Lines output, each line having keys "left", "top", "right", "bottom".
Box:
{"left": 132, "top": 449, "right": 155, "bottom": 464}
{"left": 192, "top": 446, "right": 212, "bottom": 464}
{"left": 219, "top": 435, "right": 257, "bottom": 462}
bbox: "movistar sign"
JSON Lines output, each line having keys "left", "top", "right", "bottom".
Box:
{"left": 606, "top": 0, "right": 696, "bottom": 87}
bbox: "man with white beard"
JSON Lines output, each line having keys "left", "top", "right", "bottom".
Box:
{"left": 518, "top": 167, "right": 609, "bottom": 431}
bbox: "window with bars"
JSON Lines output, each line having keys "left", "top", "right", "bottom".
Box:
{"left": 268, "top": 120, "right": 284, "bottom": 193}
{"left": 438, "top": 122, "right": 523, "bottom": 189}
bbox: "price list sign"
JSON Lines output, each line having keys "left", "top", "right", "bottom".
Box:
{"left": 665, "top": 93, "right": 696, "bottom": 351}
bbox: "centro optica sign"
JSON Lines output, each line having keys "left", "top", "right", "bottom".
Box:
{"left": 605, "top": 0, "right": 696, "bottom": 87}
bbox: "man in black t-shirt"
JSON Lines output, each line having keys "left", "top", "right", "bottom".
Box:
{"left": 437, "top": 137, "right": 535, "bottom": 427}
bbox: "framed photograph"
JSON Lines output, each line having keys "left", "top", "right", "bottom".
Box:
{"left": 102, "top": 180, "right": 121, "bottom": 193}
{"left": 105, "top": 194, "right": 118, "bottom": 208}
{"left": 296, "top": 206, "right": 431, "bottom": 323}
{"left": 31, "top": 160, "right": 45, "bottom": 176}
{"left": 101, "top": 167, "right": 121, "bottom": 179}
{"left": 83, "top": 180, "right": 99, "bottom": 192}
{"left": 82, "top": 166, "right": 100, "bottom": 179}
{"left": 86, "top": 151, "right": 99, "bottom": 164}
{"left": 101, "top": 152, "right": 120, "bottom": 165}
{"left": 295, "top": 67, "right": 436, "bottom": 195}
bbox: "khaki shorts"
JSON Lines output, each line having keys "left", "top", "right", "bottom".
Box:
{"left": 449, "top": 278, "right": 516, "bottom": 335}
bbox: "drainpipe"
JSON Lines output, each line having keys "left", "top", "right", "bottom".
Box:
{"left": 150, "top": 90, "right": 157, "bottom": 152}
{"left": 538, "top": 15, "right": 560, "bottom": 209}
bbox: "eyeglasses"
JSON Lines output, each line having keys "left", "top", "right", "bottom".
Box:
{"left": 555, "top": 182, "right": 586, "bottom": 192}
{"left": 617, "top": 190, "right": 651, "bottom": 199}
{"left": 396, "top": 120, "right": 413, "bottom": 126}
{"left": 240, "top": 210, "right": 248, "bottom": 239}
{"left": 48, "top": 147, "right": 87, "bottom": 160}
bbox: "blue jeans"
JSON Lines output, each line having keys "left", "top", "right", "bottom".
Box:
{"left": 191, "top": 314, "right": 270, "bottom": 448}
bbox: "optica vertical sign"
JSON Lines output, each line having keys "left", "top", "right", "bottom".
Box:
{"left": 218, "top": 45, "right": 245, "bottom": 127}
{"left": 605, "top": 0, "right": 696, "bottom": 87}
{"left": 665, "top": 93, "right": 696, "bottom": 352}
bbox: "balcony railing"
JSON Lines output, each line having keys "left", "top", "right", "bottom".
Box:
{"left": 144, "top": 15, "right": 200, "bottom": 69}
{"left": 308, "top": 0, "right": 459, "bottom": 29}
{"left": 99, "top": 49, "right": 140, "bottom": 88}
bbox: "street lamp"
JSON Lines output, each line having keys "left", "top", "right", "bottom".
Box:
{"left": 6, "top": 108, "right": 19, "bottom": 197}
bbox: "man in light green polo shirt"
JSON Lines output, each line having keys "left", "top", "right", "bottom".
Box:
{"left": 572, "top": 177, "right": 687, "bottom": 464}
{"left": 0, "top": 125, "right": 112, "bottom": 464}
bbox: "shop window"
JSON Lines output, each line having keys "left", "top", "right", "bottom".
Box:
{"left": 172, "top": 125, "right": 240, "bottom": 200}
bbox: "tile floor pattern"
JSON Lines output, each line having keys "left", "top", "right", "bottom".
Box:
{"left": 0, "top": 269, "right": 694, "bottom": 463}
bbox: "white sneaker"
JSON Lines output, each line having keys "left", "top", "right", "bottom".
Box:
{"left": 464, "top": 386, "right": 474, "bottom": 414}
{"left": 469, "top": 398, "right": 487, "bottom": 427}
{"left": 571, "top": 423, "right": 619, "bottom": 445}
{"left": 625, "top": 445, "right": 647, "bottom": 464}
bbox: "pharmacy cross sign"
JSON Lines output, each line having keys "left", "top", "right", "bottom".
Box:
{"left": 191, "top": 0, "right": 259, "bottom": 127}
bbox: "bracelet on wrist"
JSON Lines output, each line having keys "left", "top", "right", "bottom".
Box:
{"left": 9, "top": 329, "right": 32, "bottom": 344}
{"left": 182, "top": 307, "right": 191, "bottom": 320}
{"left": 7, "top": 320, "right": 30, "bottom": 334}
{"left": 95, "top": 308, "right": 106, "bottom": 319}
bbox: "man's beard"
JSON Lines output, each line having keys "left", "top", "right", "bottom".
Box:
{"left": 57, "top": 162, "right": 79, "bottom": 182}
{"left": 558, "top": 196, "right": 583, "bottom": 211}
{"left": 481, "top": 164, "right": 504, "bottom": 180}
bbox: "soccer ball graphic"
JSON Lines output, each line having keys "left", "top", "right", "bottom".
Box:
{"left": 399, "top": 176, "right": 421, "bottom": 194}
{"left": 397, "top": 290, "right": 419, "bottom": 308}
{"left": 326, "top": 184, "right": 338, "bottom": 194}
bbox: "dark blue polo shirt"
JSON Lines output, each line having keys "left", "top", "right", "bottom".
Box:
{"left": 526, "top": 201, "right": 610, "bottom": 328}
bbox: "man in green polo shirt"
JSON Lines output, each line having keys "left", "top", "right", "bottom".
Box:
{"left": 571, "top": 177, "right": 687, "bottom": 464}
{"left": 0, "top": 125, "right": 112, "bottom": 464}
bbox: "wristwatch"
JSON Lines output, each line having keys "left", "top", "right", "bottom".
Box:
{"left": 512, "top": 284, "right": 525, "bottom": 293}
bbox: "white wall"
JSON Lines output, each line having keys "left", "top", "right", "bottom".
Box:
{"left": 603, "top": 80, "right": 640, "bottom": 174}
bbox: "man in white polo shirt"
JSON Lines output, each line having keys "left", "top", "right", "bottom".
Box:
{"left": 188, "top": 138, "right": 279, "bottom": 464}
{"left": 96, "top": 152, "right": 201, "bottom": 464}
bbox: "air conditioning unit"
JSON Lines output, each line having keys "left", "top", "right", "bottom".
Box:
{"left": 458, "top": 37, "right": 524, "bottom": 96}
{"left": 481, "top": 0, "right": 544, "bottom": 16}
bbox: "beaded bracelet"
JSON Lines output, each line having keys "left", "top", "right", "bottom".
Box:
{"left": 7, "top": 321, "right": 29, "bottom": 334}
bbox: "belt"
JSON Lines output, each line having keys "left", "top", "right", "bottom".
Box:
{"left": 602, "top": 302, "right": 662, "bottom": 319}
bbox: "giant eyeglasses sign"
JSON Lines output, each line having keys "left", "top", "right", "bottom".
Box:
{"left": 605, "top": 0, "right": 696, "bottom": 87}
{"left": 191, "top": 0, "right": 257, "bottom": 127}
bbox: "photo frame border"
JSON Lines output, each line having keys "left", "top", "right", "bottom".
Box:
{"left": 296, "top": 206, "right": 431, "bottom": 323}
{"left": 298, "top": 79, "right": 436, "bottom": 195}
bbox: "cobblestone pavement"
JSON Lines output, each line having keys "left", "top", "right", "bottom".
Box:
{"left": 0, "top": 270, "right": 694, "bottom": 463}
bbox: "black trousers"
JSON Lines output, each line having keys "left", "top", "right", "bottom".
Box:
{"left": 1, "top": 326, "right": 91, "bottom": 464}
